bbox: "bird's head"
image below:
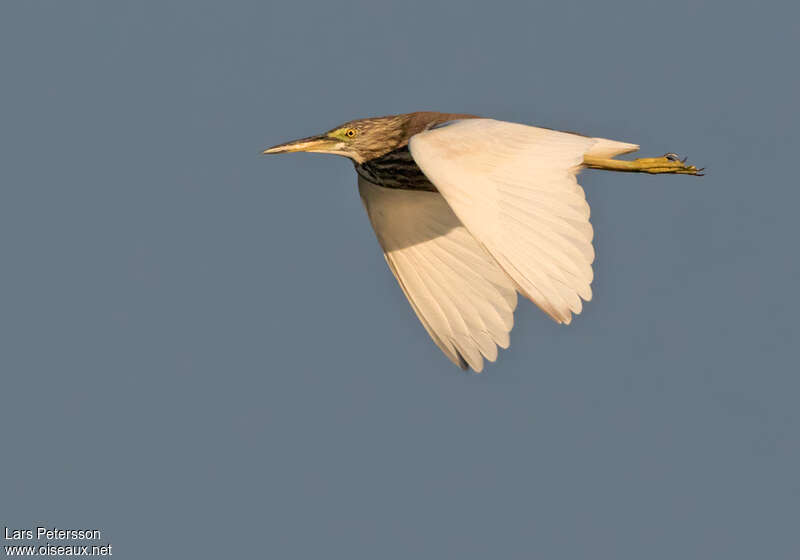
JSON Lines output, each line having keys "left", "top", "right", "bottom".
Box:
{"left": 262, "top": 114, "right": 418, "bottom": 164}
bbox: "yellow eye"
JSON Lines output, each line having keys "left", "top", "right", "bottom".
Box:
{"left": 345, "top": 128, "right": 357, "bottom": 138}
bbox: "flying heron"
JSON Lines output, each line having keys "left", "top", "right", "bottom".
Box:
{"left": 263, "top": 112, "right": 702, "bottom": 372}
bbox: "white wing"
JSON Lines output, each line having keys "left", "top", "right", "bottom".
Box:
{"left": 409, "top": 119, "right": 636, "bottom": 325}
{"left": 359, "top": 176, "right": 518, "bottom": 372}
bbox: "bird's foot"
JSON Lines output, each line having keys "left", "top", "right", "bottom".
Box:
{"left": 583, "top": 153, "right": 705, "bottom": 176}
{"left": 633, "top": 153, "right": 705, "bottom": 176}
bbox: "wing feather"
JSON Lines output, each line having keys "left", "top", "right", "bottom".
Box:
{"left": 358, "top": 177, "right": 517, "bottom": 371}
{"left": 409, "top": 119, "right": 624, "bottom": 324}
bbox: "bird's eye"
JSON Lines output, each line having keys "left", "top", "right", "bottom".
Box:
{"left": 345, "top": 128, "right": 357, "bottom": 138}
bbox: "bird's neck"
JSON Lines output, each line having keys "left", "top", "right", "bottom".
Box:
{"left": 356, "top": 147, "right": 437, "bottom": 192}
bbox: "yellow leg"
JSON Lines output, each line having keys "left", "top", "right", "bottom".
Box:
{"left": 583, "top": 153, "right": 704, "bottom": 175}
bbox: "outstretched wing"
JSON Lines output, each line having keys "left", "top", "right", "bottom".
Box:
{"left": 409, "top": 119, "right": 633, "bottom": 325}
{"left": 359, "top": 176, "right": 518, "bottom": 372}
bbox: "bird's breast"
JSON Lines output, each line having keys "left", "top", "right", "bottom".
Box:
{"left": 356, "top": 147, "right": 438, "bottom": 192}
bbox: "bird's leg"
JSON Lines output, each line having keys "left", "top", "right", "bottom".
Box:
{"left": 583, "top": 153, "right": 704, "bottom": 175}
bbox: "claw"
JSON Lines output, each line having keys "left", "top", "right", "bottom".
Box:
{"left": 664, "top": 152, "right": 681, "bottom": 161}
{"left": 681, "top": 156, "right": 688, "bottom": 163}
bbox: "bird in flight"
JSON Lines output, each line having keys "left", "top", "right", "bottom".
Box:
{"left": 263, "top": 112, "right": 702, "bottom": 371}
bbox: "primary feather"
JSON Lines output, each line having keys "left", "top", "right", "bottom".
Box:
{"left": 359, "top": 176, "right": 517, "bottom": 371}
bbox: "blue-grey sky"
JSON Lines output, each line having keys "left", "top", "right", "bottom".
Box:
{"left": 1, "top": 1, "right": 798, "bottom": 558}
